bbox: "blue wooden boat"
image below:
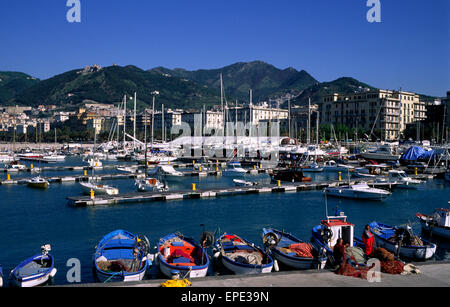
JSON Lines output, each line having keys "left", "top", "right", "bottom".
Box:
{"left": 93, "top": 229, "right": 151, "bottom": 283}
{"left": 157, "top": 233, "right": 209, "bottom": 279}
{"left": 367, "top": 222, "right": 437, "bottom": 261}
{"left": 262, "top": 228, "right": 327, "bottom": 270}
{"left": 9, "top": 244, "right": 57, "bottom": 287}
{"left": 214, "top": 233, "right": 273, "bottom": 275}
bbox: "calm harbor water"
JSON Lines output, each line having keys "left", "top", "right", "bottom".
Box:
{"left": 1, "top": 157, "right": 449, "bottom": 285}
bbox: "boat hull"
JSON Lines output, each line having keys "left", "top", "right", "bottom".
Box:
{"left": 158, "top": 256, "right": 208, "bottom": 279}
{"left": 221, "top": 255, "right": 273, "bottom": 275}
{"left": 324, "top": 188, "right": 390, "bottom": 201}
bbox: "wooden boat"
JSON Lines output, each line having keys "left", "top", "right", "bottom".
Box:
{"left": 214, "top": 233, "right": 273, "bottom": 275}
{"left": 416, "top": 207, "right": 450, "bottom": 240}
{"left": 9, "top": 244, "right": 57, "bottom": 287}
{"left": 26, "top": 176, "right": 49, "bottom": 189}
{"left": 262, "top": 228, "right": 327, "bottom": 270}
{"left": 324, "top": 182, "right": 391, "bottom": 201}
{"left": 80, "top": 181, "right": 119, "bottom": 195}
{"left": 368, "top": 222, "right": 437, "bottom": 260}
{"left": 93, "top": 230, "right": 151, "bottom": 283}
{"left": 311, "top": 212, "right": 355, "bottom": 257}
{"left": 157, "top": 233, "right": 209, "bottom": 279}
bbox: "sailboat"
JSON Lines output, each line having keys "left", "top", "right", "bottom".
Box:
{"left": 27, "top": 122, "right": 49, "bottom": 189}
{"left": 135, "top": 111, "right": 168, "bottom": 192}
{"left": 80, "top": 109, "right": 118, "bottom": 196}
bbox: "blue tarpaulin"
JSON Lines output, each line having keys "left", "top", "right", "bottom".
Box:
{"left": 400, "top": 146, "right": 435, "bottom": 161}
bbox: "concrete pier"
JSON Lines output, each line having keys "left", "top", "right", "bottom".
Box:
{"left": 63, "top": 262, "right": 450, "bottom": 287}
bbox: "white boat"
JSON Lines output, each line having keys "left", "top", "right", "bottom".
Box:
{"left": 42, "top": 155, "right": 66, "bottom": 163}
{"left": 388, "top": 170, "right": 422, "bottom": 189}
{"left": 322, "top": 160, "right": 354, "bottom": 172}
{"left": 117, "top": 166, "right": 142, "bottom": 174}
{"left": 324, "top": 182, "right": 391, "bottom": 201}
{"left": 417, "top": 207, "right": 450, "bottom": 240}
{"left": 0, "top": 154, "right": 15, "bottom": 163}
{"left": 368, "top": 222, "right": 437, "bottom": 260}
{"left": 302, "top": 162, "right": 323, "bottom": 172}
{"left": 27, "top": 176, "right": 49, "bottom": 189}
{"left": 233, "top": 179, "right": 258, "bottom": 187}
{"left": 6, "top": 161, "right": 26, "bottom": 172}
{"left": 135, "top": 178, "right": 167, "bottom": 192}
{"left": 223, "top": 161, "right": 247, "bottom": 176}
{"left": 80, "top": 181, "right": 119, "bottom": 195}
{"left": 148, "top": 165, "right": 184, "bottom": 179}
{"left": 87, "top": 157, "right": 103, "bottom": 169}
{"left": 9, "top": 244, "right": 57, "bottom": 287}
{"left": 361, "top": 144, "right": 401, "bottom": 161}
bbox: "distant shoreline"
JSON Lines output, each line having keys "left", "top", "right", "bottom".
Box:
{"left": 0, "top": 142, "right": 94, "bottom": 150}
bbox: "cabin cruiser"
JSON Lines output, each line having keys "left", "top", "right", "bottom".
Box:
{"left": 135, "top": 177, "right": 167, "bottom": 192}
{"left": 322, "top": 160, "right": 354, "bottom": 172}
{"left": 270, "top": 166, "right": 312, "bottom": 182}
{"left": 148, "top": 165, "right": 184, "bottom": 179}
{"left": 222, "top": 161, "right": 247, "bottom": 176}
{"left": 361, "top": 144, "right": 401, "bottom": 161}
{"left": 27, "top": 176, "right": 49, "bottom": 189}
{"left": 388, "top": 170, "right": 422, "bottom": 189}
{"left": 87, "top": 157, "right": 103, "bottom": 169}
{"left": 324, "top": 182, "right": 391, "bottom": 201}
{"left": 6, "top": 161, "right": 26, "bottom": 172}
{"left": 80, "top": 181, "right": 119, "bottom": 195}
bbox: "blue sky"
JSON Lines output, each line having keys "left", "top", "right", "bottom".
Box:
{"left": 0, "top": 0, "right": 448, "bottom": 96}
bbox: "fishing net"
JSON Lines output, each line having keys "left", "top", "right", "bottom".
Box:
{"left": 380, "top": 260, "right": 404, "bottom": 275}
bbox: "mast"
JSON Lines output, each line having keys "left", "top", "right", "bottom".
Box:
{"left": 162, "top": 104, "right": 165, "bottom": 143}
{"left": 123, "top": 95, "right": 126, "bottom": 149}
{"left": 144, "top": 110, "right": 148, "bottom": 177}
{"left": 220, "top": 73, "right": 224, "bottom": 137}
{"left": 133, "top": 92, "right": 137, "bottom": 151}
{"left": 307, "top": 97, "right": 311, "bottom": 145}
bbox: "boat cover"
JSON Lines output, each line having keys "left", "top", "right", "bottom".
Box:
{"left": 400, "top": 146, "right": 435, "bottom": 161}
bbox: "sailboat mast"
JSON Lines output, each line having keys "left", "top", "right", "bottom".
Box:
{"left": 307, "top": 97, "right": 311, "bottom": 145}
{"left": 220, "top": 73, "right": 224, "bottom": 137}
{"left": 123, "top": 95, "right": 126, "bottom": 149}
{"left": 133, "top": 92, "right": 137, "bottom": 151}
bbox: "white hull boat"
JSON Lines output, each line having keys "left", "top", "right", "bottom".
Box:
{"left": 324, "top": 182, "right": 391, "bottom": 200}
{"left": 80, "top": 182, "right": 119, "bottom": 195}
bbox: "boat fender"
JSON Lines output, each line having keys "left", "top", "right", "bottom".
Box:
{"left": 50, "top": 268, "right": 57, "bottom": 278}
{"left": 154, "top": 253, "right": 160, "bottom": 265}
{"left": 213, "top": 251, "right": 221, "bottom": 259}
{"left": 273, "top": 260, "right": 279, "bottom": 272}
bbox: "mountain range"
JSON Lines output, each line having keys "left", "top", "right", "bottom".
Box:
{"left": 0, "top": 61, "right": 384, "bottom": 110}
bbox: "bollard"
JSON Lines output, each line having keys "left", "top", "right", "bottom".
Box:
{"left": 199, "top": 166, "right": 202, "bottom": 172}
{"left": 277, "top": 180, "right": 281, "bottom": 187}
{"left": 192, "top": 183, "right": 196, "bottom": 191}
{"left": 253, "top": 165, "right": 256, "bottom": 170}
{"left": 84, "top": 170, "right": 87, "bottom": 176}
{"left": 168, "top": 161, "right": 170, "bottom": 165}
{"left": 414, "top": 167, "right": 418, "bottom": 176}
{"left": 90, "top": 189, "right": 95, "bottom": 200}
{"left": 338, "top": 172, "right": 342, "bottom": 181}
{"left": 7, "top": 174, "right": 11, "bottom": 181}
{"left": 30, "top": 164, "right": 33, "bottom": 169}
{"left": 216, "top": 166, "right": 219, "bottom": 172}
{"left": 260, "top": 163, "right": 262, "bottom": 169}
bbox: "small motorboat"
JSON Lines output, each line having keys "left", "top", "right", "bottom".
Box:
{"left": 233, "top": 179, "right": 258, "bottom": 187}
{"left": 368, "top": 222, "right": 437, "bottom": 260}
{"left": 222, "top": 161, "right": 247, "bottom": 176}
{"left": 80, "top": 181, "right": 119, "bottom": 195}
{"left": 6, "top": 161, "right": 26, "bottom": 172}
{"left": 417, "top": 207, "right": 450, "bottom": 240}
{"left": 270, "top": 166, "right": 312, "bottom": 182}
{"left": 93, "top": 229, "right": 151, "bottom": 283}
{"left": 135, "top": 178, "right": 167, "bottom": 192}
{"left": 324, "top": 182, "right": 391, "bottom": 201}
{"left": 9, "top": 244, "right": 57, "bottom": 287}
{"left": 388, "top": 170, "right": 422, "bottom": 189}
{"left": 117, "top": 166, "right": 142, "bottom": 174}
{"left": 302, "top": 162, "right": 323, "bottom": 172}
{"left": 322, "top": 160, "right": 354, "bottom": 172}
{"left": 148, "top": 165, "right": 184, "bottom": 179}
{"left": 214, "top": 233, "right": 273, "bottom": 275}
{"left": 157, "top": 233, "right": 210, "bottom": 279}
{"left": 262, "top": 228, "right": 327, "bottom": 270}
{"left": 87, "top": 157, "right": 103, "bottom": 169}
{"left": 26, "top": 176, "right": 49, "bottom": 189}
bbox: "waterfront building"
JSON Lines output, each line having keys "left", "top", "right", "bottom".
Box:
{"left": 320, "top": 89, "right": 427, "bottom": 141}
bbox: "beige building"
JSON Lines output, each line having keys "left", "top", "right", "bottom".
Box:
{"left": 320, "top": 89, "right": 426, "bottom": 141}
